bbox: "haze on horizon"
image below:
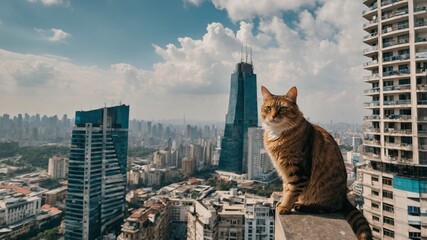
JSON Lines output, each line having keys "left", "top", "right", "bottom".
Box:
{"left": 0, "top": 0, "right": 366, "bottom": 124}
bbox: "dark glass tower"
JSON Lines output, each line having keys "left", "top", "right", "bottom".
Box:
{"left": 65, "top": 105, "right": 129, "bottom": 240}
{"left": 219, "top": 61, "right": 258, "bottom": 174}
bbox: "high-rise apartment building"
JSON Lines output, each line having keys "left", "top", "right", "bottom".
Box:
{"left": 64, "top": 105, "right": 129, "bottom": 240}
{"left": 48, "top": 157, "right": 69, "bottom": 179}
{"left": 362, "top": 1, "right": 427, "bottom": 239}
{"left": 219, "top": 59, "right": 258, "bottom": 174}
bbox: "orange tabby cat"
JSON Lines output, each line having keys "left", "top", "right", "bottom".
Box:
{"left": 261, "top": 86, "right": 372, "bottom": 240}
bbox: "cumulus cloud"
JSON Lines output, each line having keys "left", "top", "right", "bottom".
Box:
{"left": 183, "top": 0, "right": 204, "bottom": 6}
{"left": 35, "top": 28, "right": 71, "bottom": 42}
{"left": 2, "top": 0, "right": 367, "bottom": 122}
{"left": 27, "top": 0, "right": 69, "bottom": 6}
{"left": 212, "top": 0, "right": 316, "bottom": 22}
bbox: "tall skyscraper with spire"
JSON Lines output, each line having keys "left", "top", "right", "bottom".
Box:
{"left": 219, "top": 53, "right": 258, "bottom": 174}
{"left": 64, "top": 105, "right": 129, "bottom": 240}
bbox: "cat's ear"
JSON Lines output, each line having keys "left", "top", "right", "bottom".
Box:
{"left": 285, "top": 86, "right": 298, "bottom": 103}
{"left": 261, "top": 86, "right": 272, "bottom": 101}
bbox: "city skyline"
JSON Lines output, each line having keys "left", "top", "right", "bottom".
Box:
{"left": 1, "top": 0, "right": 365, "bottom": 123}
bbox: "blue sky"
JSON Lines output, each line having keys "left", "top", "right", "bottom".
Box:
{"left": 0, "top": 0, "right": 367, "bottom": 123}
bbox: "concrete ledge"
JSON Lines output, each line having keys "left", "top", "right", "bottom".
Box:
{"left": 275, "top": 210, "right": 356, "bottom": 240}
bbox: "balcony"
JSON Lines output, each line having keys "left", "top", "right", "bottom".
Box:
{"left": 383, "top": 84, "right": 410, "bottom": 92}
{"left": 384, "top": 142, "right": 413, "bottom": 150}
{"left": 364, "top": 139, "right": 381, "bottom": 147}
{"left": 418, "top": 100, "right": 427, "bottom": 105}
{"left": 364, "top": 127, "right": 381, "bottom": 133}
{"left": 384, "top": 114, "right": 411, "bottom": 121}
{"left": 364, "top": 19, "right": 378, "bottom": 29}
{"left": 420, "top": 144, "right": 427, "bottom": 151}
{"left": 364, "top": 32, "right": 378, "bottom": 41}
{"left": 382, "top": 26, "right": 409, "bottom": 38}
{"left": 382, "top": 9, "right": 408, "bottom": 24}
{"left": 415, "top": 36, "right": 427, "bottom": 43}
{"left": 363, "top": 60, "right": 379, "bottom": 69}
{"left": 383, "top": 69, "right": 410, "bottom": 78}
{"left": 415, "top": 6, "right": 427, "bottom": 14}
{"left": 364, "top": 87, "right": 380, "bottom": 95}
{"left": 383, "top": 99, "right": 412, "bottom": 107}
{"left": 419, "top": 130, "right": 427, "bottom": 136}
{"left": 381, "top": 0, "right": 405, "bottom": 8}
{"left": 364, "top": 101, "right": 380, "bottom": 108}
{"left": 363, "top": 73, "right": 380, "bottom": 82}
{"left": 363, "top": 152, "right": 381, "bottom": 161}
{"left": 363, "top": 45, "right": 379, "bottom": 55}
{"left": 416, "top": 52, "right": 427, "bottom": 59}
{"left": 383, "top": 54, "right": 409, "bottom": 63}
{"left": 417, "top": 84, "right": 427, "bottom": 90}
{"left": 382, "top": 37, "right": 409, "bottom": 48}
{"left": 364, "top": 115, "right": 381, "bottom": 120}
{"left": 363, "top": 3, "right": 378, "bottom": 15}
{"left": 384, "top": 128, "right": 412, "bottom": 135}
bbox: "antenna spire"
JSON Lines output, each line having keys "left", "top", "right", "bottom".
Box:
{"left": 250, "top": 46, "right": 253, "bottom": 65}
{"left": 240, "top": 44, "right": 243, "bottom": 62}
{"left": 245, "top": 45, "right": 248, "bottom": 63}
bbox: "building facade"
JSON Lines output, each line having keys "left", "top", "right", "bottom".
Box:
{"left": 247, "top": 127, "right": 275, "bottom": 182}
{"left": 219, "top": 60, "right": 258, "bottom": 174}
{"left": 64, "top": 105, "right": 129, "bottom": 240}
{"left": 48, "top": 157, "right": 69, "bottom": 179}
{"left": 362, "top": 1, "right": 427, "bottom": 239}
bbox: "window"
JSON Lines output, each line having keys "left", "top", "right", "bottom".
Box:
{"left": 382, "top": 177, "right": 392, "bottom": 185}
{"left": 408, "top": 206, "right": 421, "bottom": 216}
{"left": 383, "top": 203, "right": 394, "bottom": 213}
{"left": 383, "top": 228, "right": 395, "bottom": 238}
{"left": 372, "top": 227, "right": 380, "bottom": 233}
{"left": 409, "top": 232, "right": 421, "bottom": 238}
{"left": 373, "top": 215, "right": 380, "bottom": 221}
{"left": 372, "top": 176, "right": 379, "bottom": 182}
{"left": 383, "top": 216, "right": 394, "bottom": 226}
{"left": 372, "top": 190, "right": 379, "bottom": 196}
{"left": 383, "top": 190, "right": 393, "bottom": 199}
{"left": 372, "top": 202, "right": 379, "bottom": 209}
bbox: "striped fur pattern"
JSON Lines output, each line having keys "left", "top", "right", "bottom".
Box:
{"left": 260, "top": 86, "right": 372, "bottom": 240}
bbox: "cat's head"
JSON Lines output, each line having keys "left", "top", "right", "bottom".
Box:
{"left": 260, "top": 86, "right": 303, "bottom": 130}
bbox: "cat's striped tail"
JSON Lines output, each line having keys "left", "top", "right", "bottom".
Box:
{"left": 342, "top": 198, "right": 373, "bottom": 240}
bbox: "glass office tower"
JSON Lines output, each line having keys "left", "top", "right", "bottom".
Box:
{"left": 64, "top": 105, "right": 129, "bottom": 240}
{"left": 219, "top": 60, "right": 258, "bottom": 174}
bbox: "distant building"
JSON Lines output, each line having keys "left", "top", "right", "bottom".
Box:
{"left": 244, "top": 201, "right": 275, "bottom": 240}
{"left": 217, "top": 204, "right": 245, "bottom": 240}
{"left": 64, "top": 105, "right": 129, "bottom": 240}
{"left": 117, "top": 199, "right": 170, "bottom": 240}
{"left": 219, "top": 59, "right": 258, "bottom": 174}
{"left": 48, "top": 157, "right": 68, "bottom": 179}
{"left": 187, "top": 201, "right": 218, "bottom": 240}
{"left": 247, "top": 127, "right": 275, "bottom": 182}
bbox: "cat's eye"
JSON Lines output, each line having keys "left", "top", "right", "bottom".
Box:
{"left": 279, "top": 106, "right": 288, "bottom": 112}
{"left": 265, "top": 106, "right": 271, "bottom": 111}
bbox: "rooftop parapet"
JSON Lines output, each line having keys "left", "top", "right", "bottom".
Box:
{"left": 275, "top": 211, "right": 356, "bottom": 240}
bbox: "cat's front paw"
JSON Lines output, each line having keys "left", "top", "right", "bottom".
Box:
{"left": 276, "top": 203, "right": 292, "bottom": 214}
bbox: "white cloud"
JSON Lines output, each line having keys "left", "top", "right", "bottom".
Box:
{"left": 35, "top": 28, "right": 71, "bottom": 42}
{"left": 2, "top": 1, "right": 367, "bottom": 123}
{"left": 183, "top": 0, "right": 204, "bottom": 6}
{"left": 27, "top": 0, "right": 69, "bottom": 6}
{"left": 211, "top": 0, "right": 316, "bottom": 22}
